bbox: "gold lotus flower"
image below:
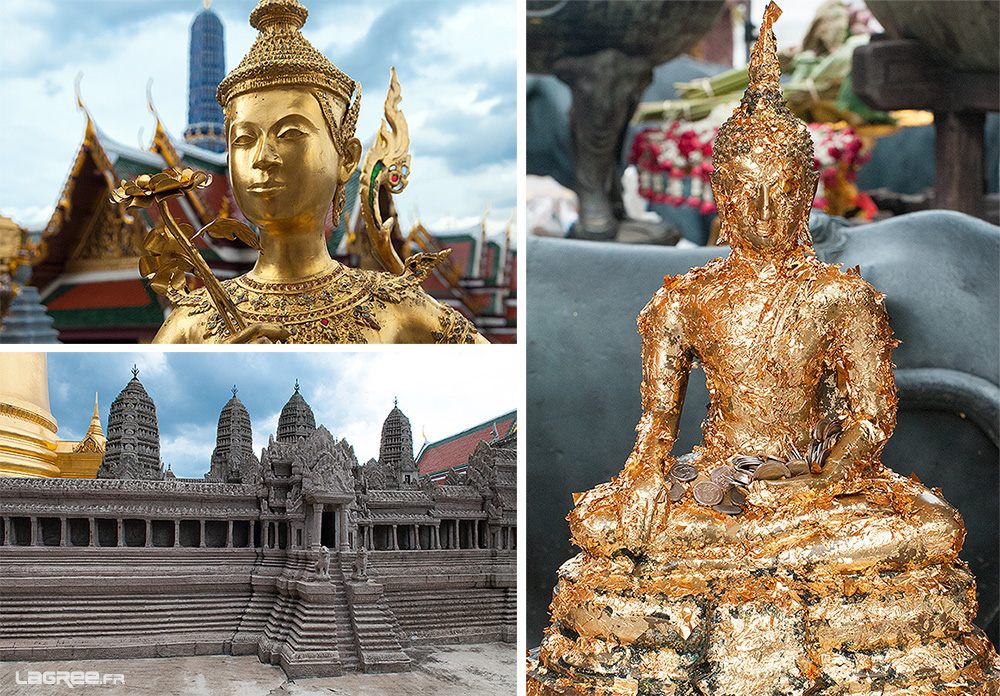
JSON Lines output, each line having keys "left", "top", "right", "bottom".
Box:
{"left": 113, "top": 166, "right": 258, "bottom": 336}
{"left": 110, "top": 168, "right": 212, "bottom": 209}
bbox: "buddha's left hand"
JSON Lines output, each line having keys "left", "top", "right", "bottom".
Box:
{"left": 764, "top": 421, "right": 877, "bottom": 491}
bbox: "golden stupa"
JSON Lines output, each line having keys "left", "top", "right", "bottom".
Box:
{"left": 0, "top": 353, "right": 104, "bottom": 478}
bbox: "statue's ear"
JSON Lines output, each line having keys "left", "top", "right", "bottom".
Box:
{"left": 339, "top": 137, "right": 362, "bottom": 183}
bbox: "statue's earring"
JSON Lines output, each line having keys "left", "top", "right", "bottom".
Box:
{"left": 332, "top": 185, "right": 346, "bottom": 227}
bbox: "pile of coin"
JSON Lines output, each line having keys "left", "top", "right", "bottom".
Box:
{"left": 667, "top": 458, "right": 744, "bottom": 516}
{"left": 664, "top": 419, "right": 843, "bottom": 516}
{"left": 806, "top": 418, "right": 842, "bottom": 472}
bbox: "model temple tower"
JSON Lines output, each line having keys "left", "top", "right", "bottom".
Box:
{"left": 98, "top": 366, "right": 162, "bottom": 480}
{"left": 377, "top": 399, "right": 419, "bottom": 488}
{"left": 183, "top": 1, "right": 226, "bottom": 152}
{"left": 206, "top": 386, "right": 260, "bottom": 484}
{"left": 277, "top": 381, "right": 316, "bottom": 442}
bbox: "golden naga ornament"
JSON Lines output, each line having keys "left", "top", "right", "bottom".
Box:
{"left": 527, "top": 4, "right": 998, "bottom": 694}
{"left": 358, "top": 66, "right": 411, "bottom": 276}
{"left": 119, "top": 0, "right": 485, "bottom": 344}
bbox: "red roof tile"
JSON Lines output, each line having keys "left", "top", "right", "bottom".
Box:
{"left": 46, "top": 279, "right": 155, "bottom": 310}
{"left": 416, "top": 411, "right": 516, "bottom": 476}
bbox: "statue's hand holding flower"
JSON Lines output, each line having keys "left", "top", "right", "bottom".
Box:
{"left": 111, "top": 167, "right": 270, "bottom": 340}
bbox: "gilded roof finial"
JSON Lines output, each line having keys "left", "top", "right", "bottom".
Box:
{"left": 74, "top": 72, "right": 94, "bottom": 130}
{"left": 89, "top": 392, "right": 104, "bottom": 438}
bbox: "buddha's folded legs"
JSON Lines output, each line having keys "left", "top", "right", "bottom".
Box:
{"left": 568, "top": 448, "right": 964, "bottom": 565}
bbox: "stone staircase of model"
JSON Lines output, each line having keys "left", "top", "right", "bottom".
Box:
{"left": 388, "top": 587, "right": 514, "bottom": 643}
{"left": 0, "top": 549, "right": 258, "bottom": 661}
{"left": 249, "top": 553, "right": 361, "bottom": 678}
{"left": 1, "top": 592, "right": 249, "bottom": 660}
{"left": 341, "top": 552, "right": 412, "bottom": 673}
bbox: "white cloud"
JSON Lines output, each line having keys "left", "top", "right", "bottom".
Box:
{"left": 159, "top": 422, "right": 218, "bottom": 479}
{"left": 399, "top": 156, "right": 516, "bottom": 233}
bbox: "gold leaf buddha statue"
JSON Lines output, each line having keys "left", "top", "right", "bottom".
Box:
{"left": 528, "top": 4, "right": 998, "bottom": 694}
{"left": 152, "top": 0, "right": 486, "bottom": 344}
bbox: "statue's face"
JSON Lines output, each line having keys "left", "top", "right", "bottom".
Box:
{"left": 228, "top": 87, "right": 343, "bottom": 229}
{"left": 713, "top": 145, "right": 814, "bottom": 252}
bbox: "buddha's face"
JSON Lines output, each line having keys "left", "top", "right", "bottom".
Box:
{"left": 713, "top": 145, "right": 815, "bottom": 253}
{"left": 228, "top": 87, "right": 350, "bottom": 229}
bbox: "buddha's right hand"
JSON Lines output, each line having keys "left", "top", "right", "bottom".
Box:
{"left": 568, "top": 452, "right": 670, "bottom": 555}
{"left": 224, "top": 322, "right": 293, "bottom": 344}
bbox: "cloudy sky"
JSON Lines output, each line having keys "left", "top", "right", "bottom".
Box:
{"left": 0, "top": 0, "right": 516, "bottom": 235}
{"left": 44, "top": 348, "right": 518, "bottom": 479}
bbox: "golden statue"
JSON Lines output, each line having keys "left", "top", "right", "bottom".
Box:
{"left": 528, "top": 4, "right": 998, "bottom": 694}
{"left": 117, "top": 0, "right": 485, "bottom": 344}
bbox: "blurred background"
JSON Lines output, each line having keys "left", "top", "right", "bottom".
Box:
{"left": 526, "top": 0, "right": 999, "bottom": 244}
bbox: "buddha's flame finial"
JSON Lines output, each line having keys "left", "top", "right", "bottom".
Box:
{"left": 748, "top": 2, "right": 783, "bottom": 94}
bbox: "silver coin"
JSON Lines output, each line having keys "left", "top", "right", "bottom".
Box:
{"left": 713, "top": 503, "right": 742, "bottom": 515}
{"left": 710, "top": 465, "right": 735, "bottom": 488}
{"left": 693, "top": 481, "right": 724, "bottom": 506}
{"left": 823, "top": 419, "right": 842, "bottom": 440}
{"left": 753, "top": 460, "right": 789, "bottom": 480}
{"left": 732, "top": 469, "right": 752, "bottom": 487}
{"left": 729, "top": 486, "right": 747, "bottom": 506}
{"left": 670, "top": 462, "right": 699, "bottom": 482}
{"left": 734, "top": 455, "right": 763, "bottom": 471}
{"left": 812, "top": 418, "right": 829, "bottom": 441}
{"left": 669, "top": 481, "right": 686, "bottom": 502}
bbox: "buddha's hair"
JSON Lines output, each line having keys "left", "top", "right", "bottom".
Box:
{"left": 713, "top": 2, "right": 813, "bottom": 172}
{"left": 712, "top": 1, "right": 817, "bottom": 248}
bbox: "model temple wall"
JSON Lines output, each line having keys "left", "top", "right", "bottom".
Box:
{"left": 0, "top": 386, "right": 515, "bottom": 678}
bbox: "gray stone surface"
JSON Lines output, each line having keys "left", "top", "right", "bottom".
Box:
{"left": 97, "top": 367, "right": 162, "bottom": 481}
{"left": 206, "top": 388, "right": 259, "bottom": 485}
{"left": 0, "top": 643, "right": 516, "bottom": 696}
